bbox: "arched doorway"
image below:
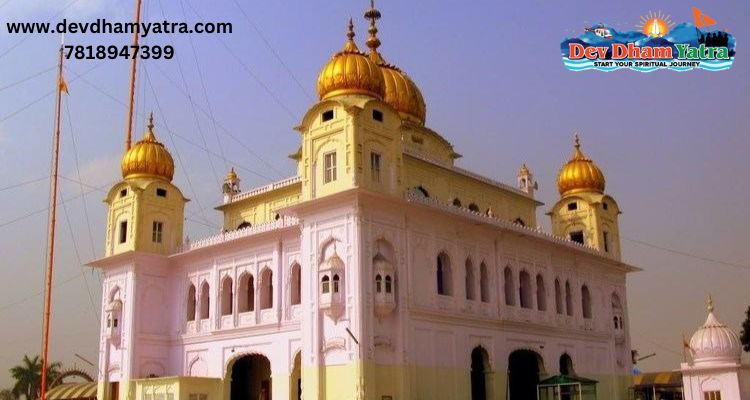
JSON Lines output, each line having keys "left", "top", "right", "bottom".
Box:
{"left": 471, "top": 347, "right": 490, "bottom": 400}
{"left": 230, "top": 354, "right": 272, "bottom": 400}
{"left": 290, "top": 352, "right": 301, "bottom": 400}
{"left": 507, "top": 350, "right": 543, "bottom": 400}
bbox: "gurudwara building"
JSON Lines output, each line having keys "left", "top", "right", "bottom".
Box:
{"left": 89, "top": 4, "right": 637, "bottom": 400}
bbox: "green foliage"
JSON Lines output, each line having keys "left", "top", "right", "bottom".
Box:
{"left": 9, "top": 355, "right": 61, "bottom": 400}
{"left": 741, "top": 305, "right": 750, "bottom": 353}
{"left": 0, "top": 389, "right": 18, "bottom": 400}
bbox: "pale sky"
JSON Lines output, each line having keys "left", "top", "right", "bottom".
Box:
{"left": 0, "top": 0, "right": 748, "bottom": 388}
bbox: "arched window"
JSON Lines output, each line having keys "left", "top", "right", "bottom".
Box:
{"left": 385, "top": 275, "right": 392, "bottom": 294}
{"left": 504, "top": 267, "right": 515, "bottom": 306}
{"left": 536, "top": 274, "right": 546, "bottom": 311}
{"left": 375, "top": 274, "right": 382, "bottom": 293}
{"left": 514, "top": 218, "right": 526, "bottom": 226}
{"left": 465, "top": 258, "right": 475, "bottom": 300}
{"left": 565, "top": 281, "right": 573, "bottom": 316}
{"left": 220, "top": 277, "right": 233, "bottom": 316}
{"left": 416, "top": 186, "right": 429, "bottom": 197}
{"left": 468, "top": 203, "right": 479, "bottom": 212}
{"left": 452, "top": 198, "right": 462, "bottom": 207}
{"left": 437, "top": 252, "right": 452, "bottom": 296}
{"left": 187, "top": 283, "right": 196, "bottom": 321}
{"left": 238, "top": 273, "right": 254, "bottom": 312}
{"left": 611, "top": 293, "right": 623, "bottom": 330}
{"left": 290, "top": 263, "right": 301, "bottom": 305}
{"left": 581, "top": 285, "right": 592, "bottom": 319}
{"left": 260, "top": 269, "right": 273, "bottom": 310}
{"left": 199, "top": 281, "right": 209, "bottom": 320}
{"left": 332, "top": 274, "right": 340, "bottom": 293}
{"left": 559, "top": 353, "right": 575, "bottom": 375}
{"left": 480, "top": 262, "right": 489, "bottom": 303}
{"left": 519, "top": 271, "right": 532, "bottom": 309}
{"left": 321, "top": 275, "right": 330, "bottom": 294}
{"left": 554, "top": 279, "right": 563, "bottom": 315}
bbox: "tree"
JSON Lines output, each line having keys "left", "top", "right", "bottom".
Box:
{"left": 0, "top": 389, "right": 18, "bottom": 400}
{"left": 741, "top": 305, "right": 750, "bottom": 353}
{"left": 9, "top": 355, "right": 61, "bottom": 400}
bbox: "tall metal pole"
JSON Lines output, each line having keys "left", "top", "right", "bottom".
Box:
{"left": 40, "top": 34, "right": 66, "bottom": 400}
{"left": 124, "top": 0, "right": 144, "bottom": 150}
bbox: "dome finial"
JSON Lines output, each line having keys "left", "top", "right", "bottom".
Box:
{"left": 574, "top": 132, "right": 581, "bottom": 149}
{"left": 147, "top": 112, "right": 154, "bottom": 132}
{"left": 364, "top": 0, "right": 382, "bottom": 51}
{"left": 342, "top": 18, "right": 359, "bottom": 52}
{"left": 707, "top": 294, "right": 714, "bottom": 313}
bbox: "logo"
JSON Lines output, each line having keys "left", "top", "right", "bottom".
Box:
{"left": 561, "top": 8, "right": 735, "bottom": 72}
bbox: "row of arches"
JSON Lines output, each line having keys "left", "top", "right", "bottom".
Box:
{"left": 504, "top": 267, "right": 594, "bottom": 319}
{"left": 187, "top": 264, "right": 302, "bottom": 322}
{"left": 436, "top": 253, "right": 490, "bottom": 303}
{"left": 410, "top": 186, "right": 526, "bottom": 225}
{"left": 433, "top": 252, "right": 624, "bottom": 328}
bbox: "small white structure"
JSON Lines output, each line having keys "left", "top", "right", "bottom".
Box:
{"left": 681, "top": 298, "right": 750, "bottom": 400}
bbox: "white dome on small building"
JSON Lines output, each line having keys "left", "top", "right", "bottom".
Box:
{"left": 689, "top": 298, "right": 742, "bottom": 364}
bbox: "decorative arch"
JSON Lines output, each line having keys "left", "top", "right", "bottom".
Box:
{"left": 554, "top": 278, "right": 563, "bottom": 314}
{"left": 188, "top": 356, "right": 207, "bottom": 377}
{"left": 290, "top": 263, "right": 301, "bottom": 306}
{"left": 437, "top": 251, "right": 452, "bottom": 296}
{"left": 479, "top": 262, "right": 489, "bottom": 303}
{"left": 504, "top": 266, "right": 515, "bottom": 306}
{"left": 220, "top": 275, "right": 233, "bottom": 316}
{"left": 465, "top": 257, "right": 475, "bottom": 300}
{"left": 186, "top": 283, "right": 196, "bottom": 321}
{"left": 198, "top": 281, "right": 210, "bottom": 320}
{"left": 565, "top": 280, "right": 573, "bottom": 316}
{"left": 519, "top": 270, "right": 532, "bottom": 309}
{"left": 559, "top": 353, "right": 575, "bottom": 375}
{"left": 238, "top": 272, "right": 255, "bottom": 312}
{"left": 581, "top": 284, "right": 592, "bottom": 319}
{"left": 507, "top": 348, "right": 547, "bottom": 400}
{"left": 259, "top": 267, "right": 273, "bottom": 310}
{"left": 536, "top": 274, "right": 547, "bottom": 311}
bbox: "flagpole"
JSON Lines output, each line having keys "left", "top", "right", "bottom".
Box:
{"left": 124, "top": 0, "right": 143, "bottom": 150}
{"left": 40, "top": 33, "right": 66, "bottom": 400}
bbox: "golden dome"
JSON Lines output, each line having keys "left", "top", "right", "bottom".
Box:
{"left": 364, "top": 2, "right": 427, "bottom": 125}
{"left": 316, "top": 19, "right": 385, "bottom": 101}
{"left": 121, "top": 114, "right": 175, "bottom": 181}
{"left": 556, "top": 135, "right": 605, "bottom": 196}
{"left": 224, "top": 167, "right": 238, "bottom": 183}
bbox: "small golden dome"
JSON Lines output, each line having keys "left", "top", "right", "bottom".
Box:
{"left": 316, "top": 19, "right": 385, "bottom": 101}
{"left": 518, "top": 163, "right": 531, "bottom": 177}
{"left": 121, "top": 113, "right": 175, "bottom": 181}
{"left": 556, "top": 135, "right": 605, "bottom": 196}
{"left": 224, "top": 167, "right": 238, "bottom": 183}
{"left": 364, "top": 2, "right": 426, "bottom": 125}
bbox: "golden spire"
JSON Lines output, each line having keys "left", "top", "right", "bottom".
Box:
{"left": 144, "top": 112, "right": 156, "bottom": 140}
{"left": 364, "top": 0, "right": 384, "bottom": 63}
{"left": 518, "top": 163, "right": 531, "bottom": 177}
{"left": 343, "top": 18, "right": 358, "bottom": 52}
{"left": 707, "top": 294, "right": 714, "bottom": 313}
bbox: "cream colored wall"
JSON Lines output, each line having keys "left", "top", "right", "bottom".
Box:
{"left": 549, "top": 192, "right": 621, "bottom": 259}
{"left": 403, "top": 156, "right": 537, "bottom": 226}
{"left": 220, "top": 183, "right": 301, "bottom": 230}
{"left": 105, "top": 178, "right": 187, "bottom": 256}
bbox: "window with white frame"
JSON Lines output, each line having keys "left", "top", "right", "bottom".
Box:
{"left": 324, "top": 152, "right": 337, "bottom": 183}
{"left": 152, "top": 221, "right": 163, "bottom": 243}
{"left": 370, "top": 152, "right": 381, "bottom": 183}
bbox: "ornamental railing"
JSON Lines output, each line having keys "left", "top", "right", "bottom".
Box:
{"left": 176, "top": 217, "right": 299, "bottom": 254}
{"left": 228, "top": 175, "right": 302, "bottom": 203}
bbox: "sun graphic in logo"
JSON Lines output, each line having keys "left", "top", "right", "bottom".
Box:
{"left": 636, "top": 10, "right": 675, "bottom": 37}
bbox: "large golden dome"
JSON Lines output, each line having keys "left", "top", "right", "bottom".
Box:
{"left": 121, "top": 114, "right": 175, "bottom": 181}
{"left": 364, "top": 2, "right": 427, "bottom": 125}
{"left": 316, "top": 19, "right": 385, "bottom": 101}
{"left": 557, "top": 135, "right": 605, "bottom": 196}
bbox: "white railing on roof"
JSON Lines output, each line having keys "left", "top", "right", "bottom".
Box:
{"left": 229, "top": 176, "right": 302, "bottom": 203}
{"left": 403, "top": 149, "right": 530, "bottom": 198}
{"left": 405, "top": 190, "right": 603, "bottom": 256}
{"left": 177, "top": 217, "right": 299, "bottom": 253}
